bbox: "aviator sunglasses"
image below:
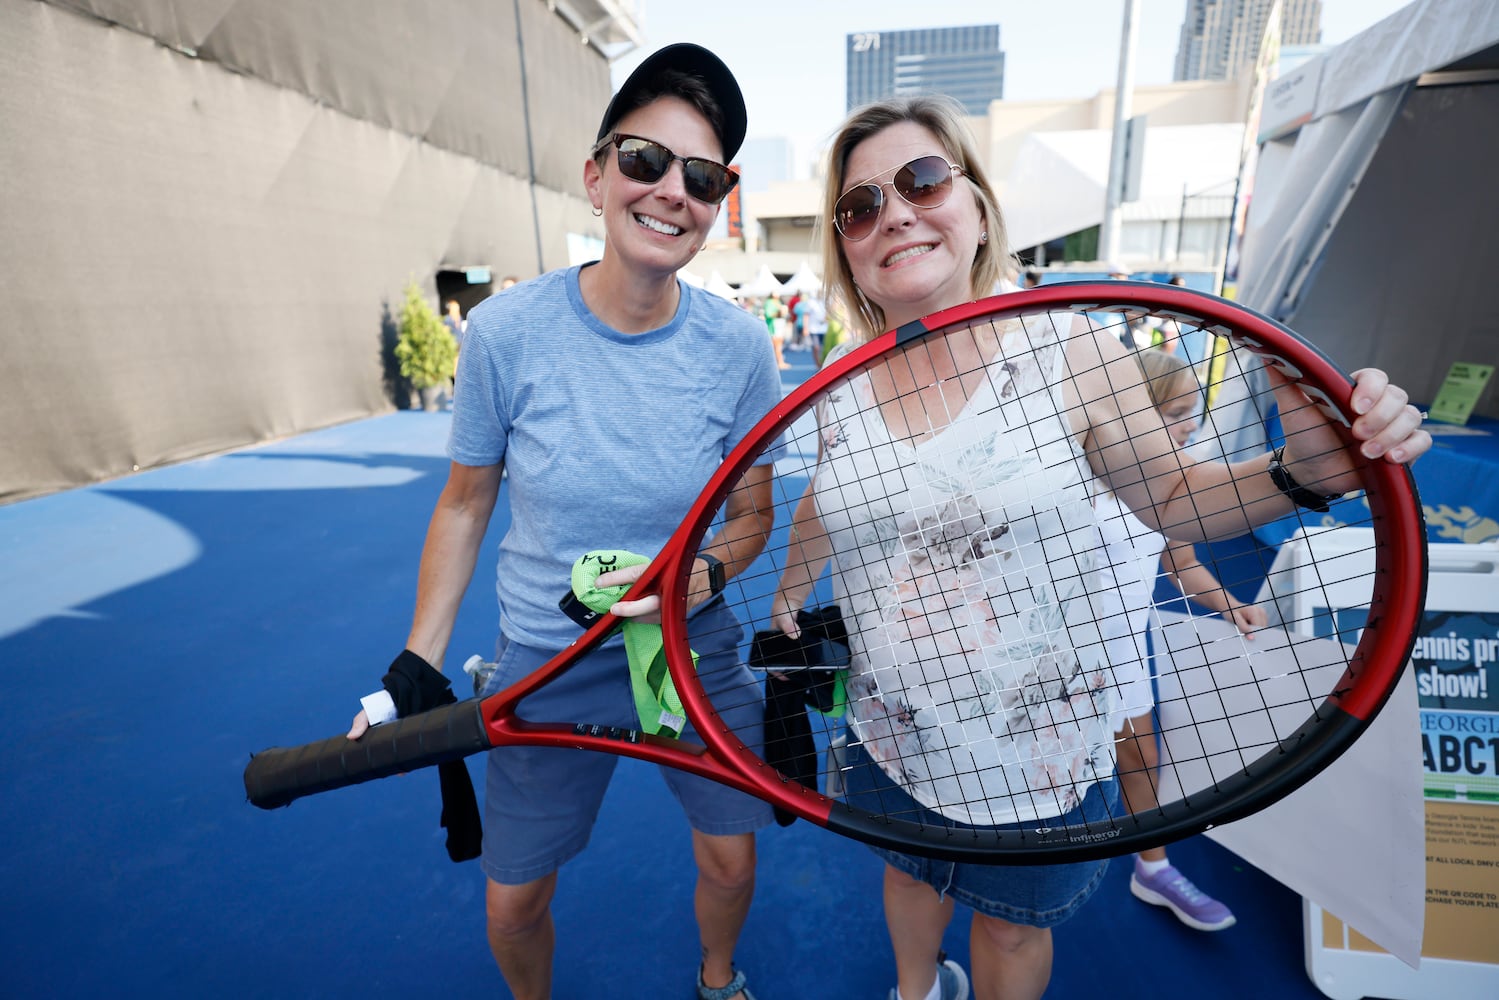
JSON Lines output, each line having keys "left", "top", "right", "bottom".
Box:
{"left": 594, "top": 133, "right": 740, "bottom": 205}
{"left": 833, "top": 154, "right": 965, "bottom": 241}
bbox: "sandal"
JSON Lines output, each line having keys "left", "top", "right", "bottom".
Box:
{"left": 697, "top": 965, "right": 756, "bottom": 1000}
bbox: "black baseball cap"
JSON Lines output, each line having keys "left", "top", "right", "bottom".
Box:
{"left": 595, "top": 43, "right": 748, "bottom": 163}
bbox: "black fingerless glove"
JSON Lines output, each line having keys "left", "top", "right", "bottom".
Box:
{"left": 383, "top": 650, "right": 482, "bottom": 863}
{"left": 382, "top": 649, "right": 458, "bottom": 715}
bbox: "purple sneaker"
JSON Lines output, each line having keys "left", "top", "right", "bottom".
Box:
{"left": 1130, "top": 860, "right": 1237, "bottom": 931}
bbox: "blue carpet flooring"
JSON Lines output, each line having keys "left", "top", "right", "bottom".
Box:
{"left": 0, "top": 347, "right": 1327, "bottom": 998}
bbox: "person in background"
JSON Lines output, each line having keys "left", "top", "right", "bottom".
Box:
{"left": 763, "top": 292, "right": 790, "bottom": 369}
{"left": 1149, "top": 274, "right": 1190, "bottom": 355}
{"left": 772, "top": 95, "right": 1429, "bottom": 1000}
{"left": 1021, "top": 267, "right": 1042, "bottom": 288}
{"left": 1096, "top": 348, "right": 1268, "bottom": 935}
{"left": 500, "top": 275, "right": 519, "bottom": 290}
{"left": 1093, "top": 261, "right": 1150, "bottom": 349}
{"left": 443, "top": 299, "right": 466, "bottom": 349}
{"left": 802, "top": 294, "right": 828, "bottom": 365}
{"left": 442, "top": 299, "right": 466, "bottom": 406}
{"left": 344, "top": 44, "right": 778, "bottom": 1000}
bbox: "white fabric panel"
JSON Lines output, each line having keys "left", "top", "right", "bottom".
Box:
{"left": 1284, "top": 82, "right": 1499, "bottom": 416}
{"left": 1312, "top": 0, "right": 1499, "bottom": 117}
{"left": 1236, "top": 88, "right": 1406, "bottom": 322}
{"left": 1202, "top": 90, "right": 1404, "bottom": 465}
{"left": 1002, "top": 125, "right": 1242, "bottom": 251}
{"left": 1152, "top": 611, "right": 1426, "bottom": 967}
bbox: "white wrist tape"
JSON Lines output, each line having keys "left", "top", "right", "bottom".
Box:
{"left": 360, "top": 689, "right": 398, "bottom": 725}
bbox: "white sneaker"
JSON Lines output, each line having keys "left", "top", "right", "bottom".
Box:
{"left": 886, "top": 958, "right": 969, "bottom": 1000}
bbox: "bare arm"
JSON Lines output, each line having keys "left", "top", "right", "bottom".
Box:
{"left": 691, "top": 462, "right": 776, "bottom": 605}
{"left": 1160, "top": 541, "right": 1268, "bottom": 636}
{"left": 770, "top": 482, "right": 834, "bottom": 638}
{"left": 1068, "top": 324, "right": 1286, "bottom": 540}
{"left": 1067, "top": 323, "right": 1429, "bottom": 542}
{"left": 347, "top": 460, "right": 502, "bottom": 737}
{"left": 604, "top": 463, "right": 775, "bottom": 620}
{"left": 404, "top": 461, "right": 505, "bottom": 665}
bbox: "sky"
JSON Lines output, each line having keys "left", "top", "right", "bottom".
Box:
{"left": 612, "top": 0, "right": 1416, "bottom": 177}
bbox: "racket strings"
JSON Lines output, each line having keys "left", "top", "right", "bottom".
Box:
{"left": 684, "top": 297, "right": 1387, "bottom": 847}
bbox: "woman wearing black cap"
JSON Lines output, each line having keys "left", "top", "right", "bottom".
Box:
{"left": 345, "top": 44, "right": 774, "bottom": 1000}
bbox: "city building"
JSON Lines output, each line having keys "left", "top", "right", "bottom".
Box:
{"left": 742, "top": 75, "right": 1252, "bottom": 282}
{"left": 846, "top": 25, "right": 1005, "bottom": 116}
{"left": 724, "top": 137, "right": 795, "bottom": 248}
{"left": 1175, "top": 0, "right": 1322, "bottom": 82}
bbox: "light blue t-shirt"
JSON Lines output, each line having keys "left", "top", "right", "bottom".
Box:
{"left": 448, "top": 264, "right": 785, "bottom": 649}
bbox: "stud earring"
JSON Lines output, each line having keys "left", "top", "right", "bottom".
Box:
{"left": 980, "top": 231, "right": 988, "bottom": 243}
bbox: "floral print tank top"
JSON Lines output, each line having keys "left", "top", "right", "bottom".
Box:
{"left": 813, "top": 320, "right": 1115, "bottom": 826}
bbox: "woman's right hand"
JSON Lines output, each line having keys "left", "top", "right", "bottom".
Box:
{"left": 347, "top": 709, "right": 371, "bottom": 740}
{"left": 770, "top": 590, "right": 802, "bottom": 639}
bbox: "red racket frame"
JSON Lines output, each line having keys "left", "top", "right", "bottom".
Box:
{"left": 247, "top": 282, "right": 1426, "bottom": 861}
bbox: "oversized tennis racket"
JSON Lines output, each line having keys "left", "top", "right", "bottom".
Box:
{"left": 245, "top": 282, "right": 1425, "bottom": 863}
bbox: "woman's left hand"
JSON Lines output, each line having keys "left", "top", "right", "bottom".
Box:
{"left": 1273, "top": 366, "right": 1430, "bottom": 495}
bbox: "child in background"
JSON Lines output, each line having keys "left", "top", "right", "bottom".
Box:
{"left": 1096, "top": 348, "right": 1268, "bottom": 932}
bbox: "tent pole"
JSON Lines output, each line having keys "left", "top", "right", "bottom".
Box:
{"left": 511, "top": 0, "right": 547, "bottom": 277}
{"left": 1100, "top": 0, "right": 1139, "bottom": 263}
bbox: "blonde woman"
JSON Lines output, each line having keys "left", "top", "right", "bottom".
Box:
{"left": 771, "top": 96, "right": 1428, "bottom": 1000}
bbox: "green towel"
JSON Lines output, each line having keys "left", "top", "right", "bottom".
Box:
{"left": 569, "top": 550, "right": 693, "bottom": 738}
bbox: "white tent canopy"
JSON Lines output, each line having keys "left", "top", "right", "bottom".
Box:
{"left": 704, "top": 270, "right": 738, "bottom": 301}
{"left": 1211, "top": 0, "right": 1499, "bottom": 468}
{"left": 780, "top": 259, "right": 822, "bottom": 296}
{"left": 1002, "top": 124, "right": 1243, "bottom": 252}
{"left": 734, "top": 265, "right": 785, "bottom": 299}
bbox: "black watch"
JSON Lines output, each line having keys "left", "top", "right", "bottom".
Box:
{"left": 1268, "top": 447, "right": 1344, "bottom": 513}
{"left": 697, "top": 552, "right": 726, "bottom": 597}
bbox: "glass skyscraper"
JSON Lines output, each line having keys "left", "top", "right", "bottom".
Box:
{"left": 1174, "top": 0, "right": 1323, "bottom": 81}
{"left": 846, "top": 25, "right": 1005, "bottom": 116}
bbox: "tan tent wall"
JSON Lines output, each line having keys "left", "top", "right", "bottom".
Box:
{"left": 0, "top": 0, "right": 611, "bottom": 502}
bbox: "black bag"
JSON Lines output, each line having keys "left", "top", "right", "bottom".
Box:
{"left": 750, "top": 606, "right": 848, "bottom": 827}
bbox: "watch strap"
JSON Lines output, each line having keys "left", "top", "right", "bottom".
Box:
{"left": 698, "top": 552, "right": 726, "bottom": 596}
{"left": 1268, "top": 446, "right": 1343, "bottom": 513}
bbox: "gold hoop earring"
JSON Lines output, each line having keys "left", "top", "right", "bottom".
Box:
{"left": 591, "top": 206, "right": 603, "bottom": 217}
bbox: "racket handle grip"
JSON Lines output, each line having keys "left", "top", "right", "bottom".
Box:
{"left": 244, "top": 699, "right": 491, "bottom": 809}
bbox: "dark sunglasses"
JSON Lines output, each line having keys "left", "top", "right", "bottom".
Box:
{"left": 594, "top": 133, "right": 739, "bottom": 205}
{"left": 833, "top": 154, "right": 965, "bottom": 241}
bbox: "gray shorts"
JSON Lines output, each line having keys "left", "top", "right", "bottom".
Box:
{"left": 479, "top": 598, "right": 773, "bottom": 885}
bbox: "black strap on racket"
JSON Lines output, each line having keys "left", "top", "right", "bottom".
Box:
{"left": 750, "top": 607, "right": 849, "bottom": 826}
{"left": 382, "top": 650, "right": 483, "bottom": 862}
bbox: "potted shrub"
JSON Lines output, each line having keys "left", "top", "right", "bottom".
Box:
{"left": 394, "top": 280, "right": 458, "bottom": 410}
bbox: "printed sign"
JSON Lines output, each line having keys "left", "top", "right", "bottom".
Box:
{"left": 1429, "top": 362, "right": 1494, "bottom": 426}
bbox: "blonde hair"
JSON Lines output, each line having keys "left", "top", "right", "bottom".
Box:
{"left": 1134, "top": 348, "right": 1200, "bottom": 410}
{"left": 818, "top": 96, "right": 1012, "bottom": 342}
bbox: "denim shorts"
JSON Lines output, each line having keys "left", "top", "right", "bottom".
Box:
{"left": 479, "top": 598, "right": 773, "bottom": 886}
{"left": 840, "top": 739, "right": 1117, "bottom": 927}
